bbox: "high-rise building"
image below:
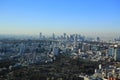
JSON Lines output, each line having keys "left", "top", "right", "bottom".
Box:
{"left": 19, "top": 43, "right": 25, "bottom": 56}
{"left": 52, "top": 33, "right": 55, "bottom": 40}
{"left": 114, "top": 45, "right": 120, "bottom": 61}
{"left": 39, "top": 32, "right": 42, "bottom": 40}
{"left": 53, "top": 47, "right": 59, "bottom": 56}
{"left": 107, "top": 46, "right": 114, "bottom": 57}
{"left": 97, "top": 37, "right": 100, "bottom": 42}
{"left": 63, "top": 33, "right": 66, "bottom": 40}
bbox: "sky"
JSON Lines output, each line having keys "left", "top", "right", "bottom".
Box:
{"left": 0, "top": 0, "right": 120, "bottom": 39}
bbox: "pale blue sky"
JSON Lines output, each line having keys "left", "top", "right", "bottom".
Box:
{"left": 0, "top": 0, "right": 120, "bottom": 38}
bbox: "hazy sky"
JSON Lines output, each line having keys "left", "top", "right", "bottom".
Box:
{"left": 0, "top": 0, "right": 120, "bottom": 38}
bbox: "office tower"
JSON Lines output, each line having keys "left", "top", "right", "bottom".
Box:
{"left": 63, "top": 33, "right": 66, "bottom": 40}
{"left": 19, "top": 43, "right": 25, "bottom": 56}
{"left": 53, "top": 47, "right": 59, "bottom": 56}
{"left": 114, "top": 45, "right": 120, "bottom": 61}
{"left": 78, "top": 43, "right": 82, "bottom": 50}
{"left": 73, "top": 34, "right": 78, "bottom": 48}
{"left": 107, "top": 46, "right": 114, "bottom": 57}
{"left": 67, "top": 35, "right": 70, "bottom": 41}
{"left": 52, "top": 33, "right": 55, "bottom": 40}
{"left": 39, "top": 32, "right": 42, "bottom": 39}
{"left": 97, "top": 37, "right": 100, "bottom": 42}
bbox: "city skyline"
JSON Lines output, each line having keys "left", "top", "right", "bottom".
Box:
{"left": 0, "top": 0, "right": 120, "bottom": 39}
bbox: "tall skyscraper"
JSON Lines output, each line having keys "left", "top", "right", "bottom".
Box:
{"left": 52, "top": 33, "right": 55, "bottom": 40}
{"left": 97, "top": 37, "right": 100, "bottom": 42}
{"left": 40, "top": 32, "right": 42, "bottom": 40}
{"left": 63, "top": 33, "right": 66, "bottom": 40}
{"left": 19, "top": 43, "right": 25, "bottom": 56}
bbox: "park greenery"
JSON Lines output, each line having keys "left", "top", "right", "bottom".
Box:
{"left": 0, "top": 53, "right": 99, "bottom": 80}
